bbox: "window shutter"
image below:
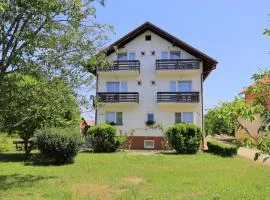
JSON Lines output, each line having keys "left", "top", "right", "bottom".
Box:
{"left": 121, "top": 82, "right": 128, "bottom": 92}
{"left": 170, "top": 81, "right": 177, "bottom": 92}
{"left": 116, "top": 112, "right": 122, "bottom": 125}
{"left": 175, "top": 113, "right": 181, "bottom": 124}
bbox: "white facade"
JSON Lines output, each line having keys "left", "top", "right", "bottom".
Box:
{"left": 96, "top": 30, "right": 204, "bottom": 137}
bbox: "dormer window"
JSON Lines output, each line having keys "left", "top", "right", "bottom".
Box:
{"left": 145, "top": 35, "right": 151, "bottom": 41}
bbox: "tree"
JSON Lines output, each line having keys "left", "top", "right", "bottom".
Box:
{"left": 205, "top": 104, "right": 236, "bottom": 136}
{"left": 0, "top": 72, "right": 81, "bottom": 156}
{"left": 0, "top": 0, "right": 112, "bottom": 86}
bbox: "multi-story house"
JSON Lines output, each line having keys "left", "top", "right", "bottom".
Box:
{"left": 95, "top": 22, "right": 218, "bottom": 150}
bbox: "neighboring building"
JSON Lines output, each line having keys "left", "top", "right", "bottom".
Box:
{"left": 80, "top": 118, "right": 95, "bottom": 135}
{"left": 236, "top": 75, "right": 270, "bottom": 139}
{"left": 242, "top": 76, "right": 270, "bottom": 108}
{"left": 95, "top": 22, "right": 218, "bottom": 149}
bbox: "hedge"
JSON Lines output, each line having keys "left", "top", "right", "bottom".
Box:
{"left": 86, "top": 124, "right": 122, "bottom": 153}
{"left": 35, "top": 127, "right": 83, "bottom": 164}
{"left": 165, "top": 123, "right": 202, "bottom": 154}
{"left": 207, "top": 140, "right": 237, "bottom": 157}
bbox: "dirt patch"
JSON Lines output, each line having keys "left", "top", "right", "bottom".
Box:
{"left": 122, "top": 176, "right": 144, "bottom": 185}
{"left": 70, "top": 183, "right": 125, "bottom": 200}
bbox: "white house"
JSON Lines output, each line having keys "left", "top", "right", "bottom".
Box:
{"left": 95, "top": 22, "right": 218, "bottom": 150}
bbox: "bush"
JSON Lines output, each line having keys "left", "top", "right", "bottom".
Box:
{"left": 35, "top": 127, "right": 83, "bottom": 164}
{"left": 0, "top": 134, "right": 9, "bottom": 152}
{"left": 207, "top": 140, "right": 237, "bottom": 157}
{"left": 86, "top": 124, "right": 121, "bottom": 153}
{"left": 165, "top": 123, "right": 202, "bottom": 154}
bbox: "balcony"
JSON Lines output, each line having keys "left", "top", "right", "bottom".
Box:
{"left": 156, "top": 59, "right": 200, "bottom": 76}
{"left": 157, "top": 92, "right": 200, "bottom": 104}
{"left": 97, "top": 92, "right": 139, "bottom": 104}
{"left": 97, "top": 60, "right": 140, "bottom": 76}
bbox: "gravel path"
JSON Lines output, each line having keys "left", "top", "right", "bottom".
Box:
{"left": 237, "top": 147, "right": 270, "bottom": 166}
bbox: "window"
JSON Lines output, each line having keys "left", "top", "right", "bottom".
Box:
{"left": 105, "top": 112, "right": 122, "bottom": 125}
{"left": 183, "top": 112, "right": 193, "bottom": 123}
{"left": 161, "top": 52, "right": 169, "bottom": 59}
{"left": 117, "top": 53, "right": 127, "bottom": 61}
{"left": 170, "top": 51, "right": 181, "bottom": 59}
{"left": 117, "top": 52, "right": 136, "bottom": 60}
{"left": 137, "top": 81, "right": 142, "bottom": 86}
{"left": 106, "top": 82, "right": 120, "bottom": 92}
{"left": 128, "top": 52, "right": 136, "bottom": 60}
{"left": 144, "top": 140, "right": 154, "bottom": 149}
{"left": 178, "top": 81, "right": 192, "bottom": 92}
{"left": 147, "top": 113, "right": 154, "bottom": 122}
{"left": 170, "top": 81, "right": 192, "bottom": 92}
{"left": 106, "top": 82, "right": 128, "bottom": 92}
{"left": 175, "top": 112, "right": 181, "bottom": 124}
{"left": 161, "top": 51, "right": 181, "bottom": 59}
{"left": 145, "top": 35, "right": 151, "bottom": 41}
{"left": 151, "top": 80, "right": 156, "bottom": 86}
{"left": 151, "top": 51, "right": 155, "bottom": 56}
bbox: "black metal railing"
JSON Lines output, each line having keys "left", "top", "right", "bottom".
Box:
{"left": 97, "top": 92, "right": 139, "bottom": 103}
{"left": 156, "top": 59, "right": 199, "bottom": 70}
{"left": 98, "top": 60, "right": 140, "bottom": 72}
{"left": 157, "top": 92, "right": 200, "bottom": 103}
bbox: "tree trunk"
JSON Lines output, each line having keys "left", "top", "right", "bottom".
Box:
{"left": 23, "top": 139, "right": 32, "bottom": 159}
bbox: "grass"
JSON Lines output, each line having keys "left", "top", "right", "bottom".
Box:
{"left": 0, "top": 151, "right": 270, "bottom": 200}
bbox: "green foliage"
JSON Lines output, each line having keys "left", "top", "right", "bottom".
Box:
{"left": 86, "top": 124, "right": 121, "bottom": 153}
{"left": 0, "top": 0, "right": 112, "bottom": 86}
{"left": 35, "top": 127, "right": 83, "bottom": 164}
{"left": 207, "top": 140, "right": 238, "bottom": 157}
{"left": 205, "top": 106, "right": 235, "bottom": 136}
{"left": 0, "top": 134, "right": 9, "bottom": 152}
{"left": 165, "top": 123, "right": 202, "bottom": 154}
{"left": 257, "top": 139, "right": 270, "bottom": 155}
{"left": 0, "top": 73, "right": 81, "bottom": 155}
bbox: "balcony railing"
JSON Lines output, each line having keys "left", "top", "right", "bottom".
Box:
{"left": 98, "top": 60, "right": 140, "bottom": 72}
{"left": 156, "top": 59, "right": 199, "bottom": 70}
{"left": 157, "top": 92, "right": 200, "bottom": 103}
{"left": 98, "top": 92, "right": 139, "bottom": 103}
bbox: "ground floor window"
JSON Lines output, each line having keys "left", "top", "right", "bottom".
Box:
{"left": 147, "top": 113, "right": 155, "bottom": 122}
{"left": 144, "top": 140, "right": 155, "bottom": 149}
{"left": 183, "top": 112, "right": 193, "bottom": 123}
{"left": 175, "top": 112, "right": 194, "bottom": 123}
{"left": 105, "top": 112, "right": 122, "bottom": 125}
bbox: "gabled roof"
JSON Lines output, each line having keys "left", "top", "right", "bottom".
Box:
{"left": 104, "top": 22, "right": 218, "bottom": 80}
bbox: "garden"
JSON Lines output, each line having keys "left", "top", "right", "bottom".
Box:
{"left": 1, "top": 122, "right": 270, "bottom": 200}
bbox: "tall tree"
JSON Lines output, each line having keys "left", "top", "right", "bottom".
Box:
{"left": 0, "top": 72, "right": 81, "bottom": 156}
{"left": 0, "top": 0, "right": 112, "bottom": 85}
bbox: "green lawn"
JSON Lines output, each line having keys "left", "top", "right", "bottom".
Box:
{"left": 0, "top": 151, "right": 269, "bottom": 200}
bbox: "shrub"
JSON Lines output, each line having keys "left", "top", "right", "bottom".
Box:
{"left": 0, "top": 134, "right": 9, "bottom": 152}
{"left": 35, "top": 127, "right": 83, "bottom": 164}
{"left": 86, "top": 124, "right": 121, "bottom": 152}
{"left": 207, "top": 140, "right": 237, "bottom": 157}
{"left": 165, "top": 123, "right": 202, "bottom": 154}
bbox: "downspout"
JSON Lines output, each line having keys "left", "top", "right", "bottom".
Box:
{"left": 95, "top": 73, "right": 98, "bottom": 126}
{"left": 201, "top": 64, "right": 217, "bottom": 150}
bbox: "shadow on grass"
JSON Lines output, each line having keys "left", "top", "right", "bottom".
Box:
{"left": 0, "top": 152, "right": 27, "bottom": 162}
{"left": 0, "top": 174, "right": 55, "bottom": 191}
{"left": 0, "top": 152, "right": 74, "bottom": 166}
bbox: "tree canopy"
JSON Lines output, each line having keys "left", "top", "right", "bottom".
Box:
{"left": 0, "top": 0, "right": 112, "bottom": 86}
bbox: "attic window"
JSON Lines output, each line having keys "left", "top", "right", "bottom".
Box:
{"left": 145, "top": 35, "right": 151, "bottom": 41}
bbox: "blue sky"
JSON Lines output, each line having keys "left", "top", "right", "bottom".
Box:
{"left": 86, "top": 1, "right": 270, "bottom": 119}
